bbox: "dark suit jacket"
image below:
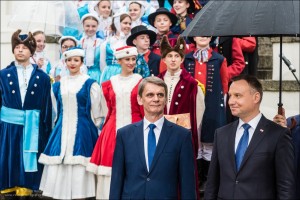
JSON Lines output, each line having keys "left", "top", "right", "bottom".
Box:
{"left": 204, "top": 115, "right": 296, "bottom": 199}
{"left": 109, "top": 119, "right": 196, "bottom": 200}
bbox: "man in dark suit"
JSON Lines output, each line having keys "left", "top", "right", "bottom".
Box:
{"left": 204, "top": 74, "right": 296, "bottom": 199}
{"left": 109, "top": 76, "right": 196, "bottom": 200}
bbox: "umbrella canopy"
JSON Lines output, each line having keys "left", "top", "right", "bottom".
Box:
{"left": 182, "top": 0, "right": 299, "bottom": 37}
{"left": 181, "top": 0, "right": 300, "bottom": 113}
{"left": 8, "top": 1, "right": 82, "bottom": 37}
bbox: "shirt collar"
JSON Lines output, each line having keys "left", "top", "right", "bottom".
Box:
{"left": 143, "top": 116, "right": 165, "bottom": 131}
{"left": 165, "top": 69, "right": 182, "bottom": 77}
{"left": 15, "top": 61, "right": 33, "bottom": 69}
{"left": 238, "top": 112, "right": 262, "bottom": 130}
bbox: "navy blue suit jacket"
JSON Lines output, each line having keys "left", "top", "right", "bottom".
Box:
{"left": 204, "top": 115, "right": 296, "bottom": 199}
{"left": 109, "top": 119, "right": 196, "bottom": 199}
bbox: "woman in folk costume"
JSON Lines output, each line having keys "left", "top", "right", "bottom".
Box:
{"left": 87, "top": 46, "right": 144, "bottom": 199}
{"left": 30, "top": 30, "right": 52, "bottom": 74}
{"left": 38, "top": 47, "right": 102, "bottom": 199}
{"left": 126, "top": 25, "right": 160, "bottom": 77}
{"left": 99, "top": 13, "right": 132, "bottom": 83}
{"left": 78, "top": 13, "right": 103, "bottom": 84}
{"left": 0, "top": 29, "right": 52, "bottom": 197}
{"left": 49, "top": 36, "right": 87, "bottom": 82}
{"left": 126, "top": 1, "right": 157, "bottom": 32}
{"left": 89, "top": 0, "right": 113, "bottom": 39}
{"left": 184, "top": 36, "right": 228, "bottom": 193}
{"left": 157, "top": 35, "right": 205, "bottom": 157}
{"left": 169, "top": 0, "right": 201, "bottom": 34}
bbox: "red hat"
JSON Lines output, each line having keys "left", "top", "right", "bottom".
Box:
{"left": 115, "top": 46, "right": 138, "bottom": 59}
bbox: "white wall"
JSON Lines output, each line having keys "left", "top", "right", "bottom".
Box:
{"left": 273, "top": 42, "right": 300, "bottom": 81}
{"left": 261, "top": 91, "right": 300, "bottom": 120}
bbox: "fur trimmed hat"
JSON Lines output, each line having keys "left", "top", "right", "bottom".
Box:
{"left": 81, "top": 13, "right": 100, "bottom": 24}
{"left": 115, "top": 46, "right": 138, "bottom": 59}
{"left": 11, "top": 29, "right": 36, "bottom": 55}
{"left": 62, "top": 47, "right": 84, "bottom": 60}
{"left": 160, "top": 35, "right": 186, "bottom": 58}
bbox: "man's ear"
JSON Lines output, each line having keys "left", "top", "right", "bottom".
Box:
{"left": 137, "top": 95, "right": 143, "bottom": 106}
{"left": 133, "top": 39, "right": 137, "bottom": 46}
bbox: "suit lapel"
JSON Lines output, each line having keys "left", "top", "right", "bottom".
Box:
{"left": 134, "top": 121, "right": 148, "bottom": 174}
{"left": 229, "top": 121, "right": 239, "bottom": 174}
{"left": 149, "top": 119, "right": 172, "bottom": 173}
{"left": 238, "top": 116, "right": 268, "bottom": 172}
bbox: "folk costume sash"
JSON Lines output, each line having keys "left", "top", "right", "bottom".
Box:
{"left": 1, "top": 106, "right": 40, "bottom": 172}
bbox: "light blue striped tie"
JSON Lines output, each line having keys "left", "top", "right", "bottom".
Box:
{"left": 235, "top": 123, "right": 251, "bottom": 170}
{"left": 148, "top": 124, "right": 156, "bottom": 168}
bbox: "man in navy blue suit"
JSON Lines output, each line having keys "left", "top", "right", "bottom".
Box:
{"left": 109, "top": 76, "right": 196, "bottom": 200}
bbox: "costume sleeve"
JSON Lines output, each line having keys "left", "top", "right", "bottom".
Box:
{"left": 220, "top": 58, "right": 229, "bottom": 94}
{"left": 100, "top": 41, "right": 107, "bottom": 72}
{"left": 196, "top": 86, "right": 205, "bottom": 129}
{"left": 42, "top": 77, "right": 53, "bottom": 142}
{"left": 90, "top": 82, "right": 103, "bottom": 128}
{"left": 236, "top": 37, "right": 256, "bottom": 53}
{"left": 227, "top": 38, "right": 245, "bottom": 79}
{"left": 51, "top": 86, "right": 57, "bottom": 126}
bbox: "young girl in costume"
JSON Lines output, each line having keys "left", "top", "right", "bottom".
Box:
{"left": 39, "top": 47, "right": 102, "bottom": 199}
{"left": 87, "top": 46, "right": 144, "bottom": 199}
{"left": 50, "top": 36, "right": 87, "bottom": 82}
{"left": 100, "top": 13, "right": 132, "bottom": 83}
{"left": 78, "top": 13, "right": 103, "bottom": 83}
{"left": 127, "top": 1, "right": 157, "bottom": 32}
{"left": 30, "top": 30, "right": 52, "bottom": 74}
{"left": 89, "top": 0, "right": 112, "bottom": 39}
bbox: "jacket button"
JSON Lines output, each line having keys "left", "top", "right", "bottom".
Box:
{"left": 235, "top": 180, "right": 239, "bottom": 184}
{"left": 147, "top": 178, "right": 150, "bottom": 181}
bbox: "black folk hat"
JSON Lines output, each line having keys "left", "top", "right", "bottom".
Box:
{"left": 147, "top": 7, "right": 178, "bottom": 28}
{"left": 126, "top": 25, "right": 157, "bottom": 46}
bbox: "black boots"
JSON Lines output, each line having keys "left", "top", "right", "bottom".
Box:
{"left": 197, "top": 158, "right": 210, "bottom": 194}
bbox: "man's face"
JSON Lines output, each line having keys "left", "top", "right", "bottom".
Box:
{"left": 154, "top": 14, "right": 172, "bottom": 33}
{"left": 133, "top": 34, "right": 150, "bottom": 51}
{"left": 228, "top": 80, "right": 260, "bottom": 121}
{"left": 138, "top": 83, "right": 167, "bottom": 117}
{"left": 14, "top": 44, "right": 32, "bottom": 63}
{"left": 163, "top": 51, "right": 183, "bottom": 73}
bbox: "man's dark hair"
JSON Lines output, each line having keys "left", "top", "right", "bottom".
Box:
{"left": 231, "top": 74, "right": 263, "bottom": 102}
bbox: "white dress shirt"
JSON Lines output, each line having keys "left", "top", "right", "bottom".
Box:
{"left": 143, "top": 116, "right": 164, "bottom": 171}
{"left": 16, "top": 62, "right": 34, "bottom": 106}
{"left": 235, "top": 113, "right": 262, "bottom": 152}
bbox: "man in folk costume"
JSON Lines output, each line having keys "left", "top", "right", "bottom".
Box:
{"left": 147, "top": 7, "right": 178, "bottom": 73}
{"left": 0, "top": 29, "right": 52, "bottom": 197}
{"left": 126, "top": 25, "right": 161, "bottom": 77}
{"left": 158, "top": 35, "right": 205, "bottom": 198}
{"left": 184, "top": 36, "right": 228, "bottom": 193}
